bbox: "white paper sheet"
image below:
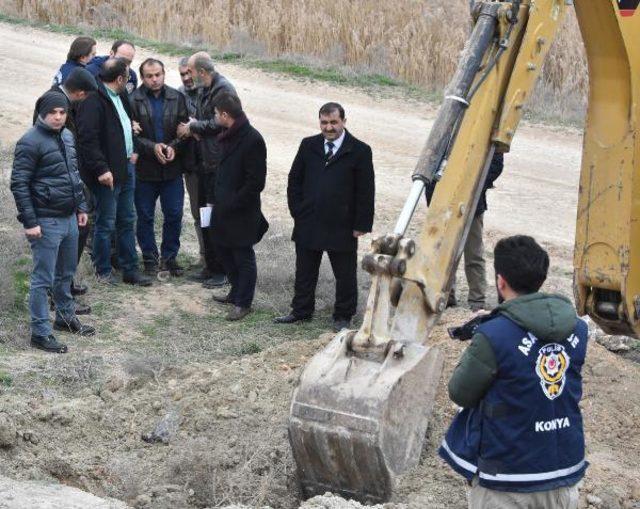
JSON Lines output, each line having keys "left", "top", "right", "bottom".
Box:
{"left": 200, "top": 206, "right": 213, "bottom": 228}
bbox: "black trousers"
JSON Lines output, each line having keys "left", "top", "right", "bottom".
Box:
{"left": 198, "top": 172, "right": 225, "bottom": 275}
{"left": 217, "top": 245, "right": 257, "bottom": 308}
{"left": 291, "top": 244, "right": 357, "bottom": 320}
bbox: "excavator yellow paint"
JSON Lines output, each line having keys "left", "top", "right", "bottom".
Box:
{"left": 573, "top": 0, "right": 640, "bottom": 336}
{"left": 288, "top": 0, "right": 639, "bottom": 503}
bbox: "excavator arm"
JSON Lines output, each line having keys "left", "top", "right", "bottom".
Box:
{"left": 288, "top": 0, "right": 640, "bottom": 503}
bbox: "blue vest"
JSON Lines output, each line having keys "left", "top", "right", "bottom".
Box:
{"left": 52, "top": 60, "right": 84, "bottom": 87}
{"left": 439, "top": 314, "right": 589, "bottom": 492}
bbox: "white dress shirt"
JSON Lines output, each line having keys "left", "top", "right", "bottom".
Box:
{"left": 324, "top": 130, "right": 346, "bottom": 155}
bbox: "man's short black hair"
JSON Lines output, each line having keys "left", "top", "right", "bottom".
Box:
{"left": 111, "top": 40, "right": 135, "bottom": 53}
{"left": 64, "top": 68, "right": 98, "bottom": 93}
{"left": 139, "top": 58, "right": 165, "bottom": 77}
{"left": 494, "top": 235, "right": 549, "bottom": 295}
{"left": 319, "top": 102, "right": 345, "bottom": 119}
{"left": 99, "top": 58, "right": 129, "bottom": 83}
{"left": 215, "top": 93, "right": 243, "bottom": 119}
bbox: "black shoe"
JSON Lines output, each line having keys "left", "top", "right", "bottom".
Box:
{"left": 53, "top": 316, "right": 96, "bottom": 336}
{"left": 188, "top": 268, "right": 213, "bottom": 282}
{"left": 74, "top": 301, "right": 92, "bottom": 315}
{"left": 202, "top": 274, "right": 228, "bottom": 289}
{"left": 143, "top": 260, "right": 159, "bottom": 276}
{"left": 123, "top": 272, "right": 153, "bottom": 287}
{"left": 71, "top": 281, "right": 88, "bottom": 296}
{"left": 212, "top": 291, "right": 233, "bottom": 304}
{"left": 31, "top": 334, "right": 68, "bottom": 353}
{"left": 226, "top": 306, "right": 252, "bottom": 321}
{"left": 447, "top": 292, "right": 457, "bottom": 308}
{"left": 273, "top": 313, "right": 311, "bottom": 324}
{"left": 333, "top": 318, "right": 351, "bottom": 333}
{"left": 161, "top": 258, "right": 184, "bottom": 277}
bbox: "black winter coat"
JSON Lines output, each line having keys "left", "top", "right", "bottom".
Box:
{"left": 75, "top": 81, "right": 133, "bottom": 186}
{"left": 209, "top": 117, "right": 269, "bottom": 248}
{"left": 287, "top": 130, "right": 375, "bottom": 252}
{"left": 129, "top": 85, "right": 190, "bottom": 182}
{"left": 425, "top": 152, "right": 503, "bottom": 217}
{"left": 11, "top": 119, "right": 87, "bottom": 229}
{"left": 32, "top": 86, "right": 76, "bottom": 136}
{"left": 189, "top": 74, "right": 237, "bottom": 174}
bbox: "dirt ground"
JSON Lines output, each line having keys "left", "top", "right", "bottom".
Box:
{"left": 0, "top": 21, "right": 639, "bottom": 509}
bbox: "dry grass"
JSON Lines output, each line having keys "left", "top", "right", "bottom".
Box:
{"left": 3, "top": 0, "right": 586, "bottom": 108}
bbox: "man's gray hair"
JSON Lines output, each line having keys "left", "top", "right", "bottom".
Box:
{"left": 178, "top": 57, "right": 189, "bottom": 67}
{"left": 192, "top": 53, "right": 215, "bottom": 75}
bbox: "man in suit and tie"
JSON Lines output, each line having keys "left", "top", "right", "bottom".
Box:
{"left": 275, "top": 102, "right": 375, "bottom": 332}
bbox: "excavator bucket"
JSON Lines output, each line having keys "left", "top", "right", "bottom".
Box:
{"left": 288, "top": 331, "right": 443, "bottom": 503}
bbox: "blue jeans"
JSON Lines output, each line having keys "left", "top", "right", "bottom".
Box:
{"left": 90, "top": 163, "right": 139, "bottom": 276}
{"left": 28, "top": 215, "right": 78, "bottom": 337}
{"left": 134, "top": 176, "right": 184, "bottom": 262}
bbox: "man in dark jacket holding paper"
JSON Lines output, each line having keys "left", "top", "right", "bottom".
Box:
{"left": 209, "top": 93, "right": 268, "bottom": 321}
{"left": 11, "top": 93, "right": 95, "bottom": 353}
{"left": 274, "top": 102, "right": 375, "bottom": 332}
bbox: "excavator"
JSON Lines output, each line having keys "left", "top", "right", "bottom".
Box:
{"left": 287, "top": 0, "right": 640, "bottom": 503}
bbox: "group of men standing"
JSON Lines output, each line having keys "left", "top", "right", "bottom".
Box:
{"left": 10, "top": 37, "right": 378, "bottom": 351}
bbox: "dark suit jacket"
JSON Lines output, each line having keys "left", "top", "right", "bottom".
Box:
{"left": 287, "top": 130, "right": 375, "bottom": 252}
{"left": 210, "top": 116, "right": 269, "bottom": 248}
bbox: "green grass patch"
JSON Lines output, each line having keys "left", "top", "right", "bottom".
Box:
{"left": 12, "top": 256, "right": 31, "bottom": 309}
{"left": 0, "top": 371, "right": 13, "bottom": 387}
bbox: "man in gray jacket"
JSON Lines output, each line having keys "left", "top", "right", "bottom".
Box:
{"left": 11, "top": 93, "right": 95, "bottom": 353}
{"left": 178, "top": 52, "right": 237, "bottom": 289}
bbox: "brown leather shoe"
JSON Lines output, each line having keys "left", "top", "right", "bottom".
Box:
{"left": 225, "top": 306, "right": 251, "bottom": 321}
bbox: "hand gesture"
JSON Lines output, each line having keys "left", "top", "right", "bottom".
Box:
{"left": 77, "top": 213, "right": 88, "bottom": 227}
{"left": 25, "top": 225, "right": 42, "bottom": 239}
{"left": 154, "top": 143, "right": 169, "bottom": 165}
{"left": 98, "top": 171, "right": 114, "bottom": 189}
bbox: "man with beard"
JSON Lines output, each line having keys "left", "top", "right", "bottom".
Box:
{"left": 75, "top": 58, "right": 151, "bottom": 287}
{"left": 177, "top": 56, "right": 205, "bottom": 266}
{"left": 130, "top": 58, "right": 190, "bottom": 276}
{"left": 177, "top": 52, "right": 237, "bottom": 289}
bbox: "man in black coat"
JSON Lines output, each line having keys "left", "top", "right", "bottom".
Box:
{"left": 177, "top": 52, "right": 238, "bottom": 288}
{"left": 209, "top": 94, "right": 268, "bottom": 321}
{"left": 275, "top": 102, "right": 375, "bottom": 332}
{"left": 75, "top": 58, "right": 151, "bottom": 287}
{"left": 130, "top": 58, "right": 190, "bottom": 276}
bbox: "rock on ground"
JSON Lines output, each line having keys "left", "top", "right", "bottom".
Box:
{"left": 0, "top": 475, "right": 131, "bottom": 509}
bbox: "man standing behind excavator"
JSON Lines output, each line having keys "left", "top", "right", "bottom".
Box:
{"left": 440, "top": 235, "right": 588, "bottom": 509}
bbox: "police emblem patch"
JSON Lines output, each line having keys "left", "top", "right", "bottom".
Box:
{"left": 535, "top": 343, "right": 570, "bottom": 400}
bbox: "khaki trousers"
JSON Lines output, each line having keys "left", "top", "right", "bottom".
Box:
{"left": 468, "top": 477, "right": 579, "bottom": 509}
{"left": 452, "top": 214, "right": 486, "bottom": 306}
{"left": 183, "top": 172, "right": 205, "bottom": 259}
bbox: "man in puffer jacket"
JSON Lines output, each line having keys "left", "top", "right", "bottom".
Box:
{"left": 11, "top": 93, "right": 95, "bottom": 353}
{"left": 440, "top": 235, "right": 588, "bottom": 509}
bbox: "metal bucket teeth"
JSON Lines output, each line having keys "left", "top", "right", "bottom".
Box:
{"left": 288, "top": 332, "right": 443, "bottom": 503}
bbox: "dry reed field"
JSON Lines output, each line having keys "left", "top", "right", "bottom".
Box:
{"left": 3, "top": 0, "right": 587, "bottom": 119}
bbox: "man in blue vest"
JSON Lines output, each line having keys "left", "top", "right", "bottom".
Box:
{"left": 440, "top": 235, "right": 588, "bottom": 509}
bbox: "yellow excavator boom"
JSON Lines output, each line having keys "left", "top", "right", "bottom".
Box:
{"left": 288, "top": 0, "right": 640, "bottom": 502}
